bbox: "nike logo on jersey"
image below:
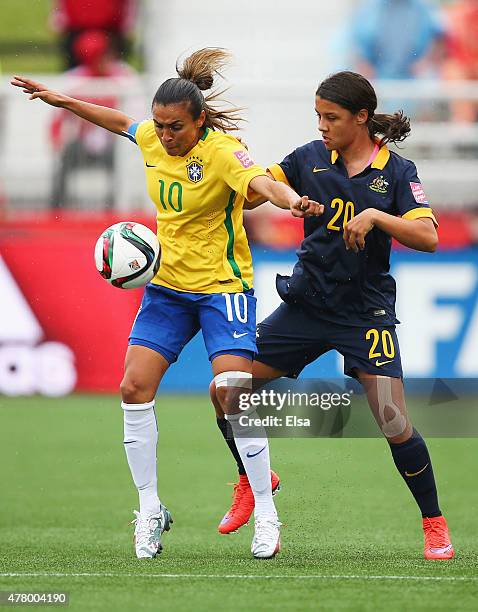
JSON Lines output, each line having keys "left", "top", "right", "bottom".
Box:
{"left": 375, "top": 359, "right": 394, "bottom": 367}
{"left": 247, "top": 445, "right": 266, "bottom": 458}
{"left": 145, "top": 162, "right": 157, "bottom": 167}
{"left": 405, "top": 463, "right": 429, "bottom": 478}
{"left": 233, "top": 331, "right": 248, "bottom": 339}
{"left": 312, "top": 167, "right": 329, "bottom": 173}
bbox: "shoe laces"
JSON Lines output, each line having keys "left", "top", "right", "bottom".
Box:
{"left": 228, "top": 479, "right": 251, "bottom": 514}
{"left": 132, "top": 510, "right": 161, "bottom": 545}
{"left": 423, "top": 518, "right": 449, "bottom": 549}
{"left": 254, "top": 515, "right": 281, "bottom": 539}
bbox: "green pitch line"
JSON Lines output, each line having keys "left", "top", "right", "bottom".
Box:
{"left": 0, "top": 394, "right": 477, "bottom": 612}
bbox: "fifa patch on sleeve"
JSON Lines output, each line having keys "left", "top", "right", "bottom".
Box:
{"left": 234, "top": 150, "right": 255, "bottom": 169}
{"left": 410, "top": 182, "right": 428, "bottom": 204}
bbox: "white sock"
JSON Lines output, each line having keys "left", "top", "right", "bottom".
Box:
{"left": 122, "top": 400, "right": 161, "bottom": 517}
{"left": 227, "top": 413, "right": 277, "bottom": 519}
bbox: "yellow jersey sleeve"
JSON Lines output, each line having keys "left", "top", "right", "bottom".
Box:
{"left": 267, "top": 163, "right": 291, "bottom": 187}
{"left": 213, "top": 135, "right": 267, "bottom": 201}
{"left": 134, "top": 119, "right": 154, "bottom": 148}
{"left": 402, "top": 207, "right": 438, "bottom": 226}
{"left": 246, "top": 163, "right": 290, "bottom": 201}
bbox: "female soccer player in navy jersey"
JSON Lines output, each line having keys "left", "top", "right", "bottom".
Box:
{"left": 212, "top": 71, "right": 454, "bottom": 560}
{"left": 11, "top": 49, "right": 322, "bottom": 560}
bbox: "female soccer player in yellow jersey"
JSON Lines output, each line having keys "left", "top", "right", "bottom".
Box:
{"left": 11, "top": 49, "right": 322, "bottom": 560}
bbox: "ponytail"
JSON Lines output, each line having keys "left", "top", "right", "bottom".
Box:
{"left": 176, "top": 47, "right": 228, "bottom": 92}
{"left": 368, "top": 111, "right": 411, "bottom": 145}
{"left": 152, "top": 48, "right": 244, "bottom": 132}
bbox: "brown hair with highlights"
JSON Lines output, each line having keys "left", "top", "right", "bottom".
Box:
{"left": 152, "top": 48, "right": 244, "bottom": 132}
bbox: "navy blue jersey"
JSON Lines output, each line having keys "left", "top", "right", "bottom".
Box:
{"left": 268, "top": 141, "right": 436, "bottom": 326}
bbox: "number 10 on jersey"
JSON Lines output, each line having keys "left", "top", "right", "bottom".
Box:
{"left": 222, "top": 292, "right": 248, "bottom": 323}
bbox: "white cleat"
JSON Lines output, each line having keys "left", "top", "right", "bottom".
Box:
{"left": 131, "top": 505, "right": 173, "bottom": 559}
{"left": 251, "top": 515, "right": 281, "bottom": 559}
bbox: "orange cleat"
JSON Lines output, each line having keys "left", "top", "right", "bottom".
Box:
{"left": 423, "top": 515, "right": 455, "bottom": 560}
{"left": 218, "top": 471, "right": 281, "bottom": 535}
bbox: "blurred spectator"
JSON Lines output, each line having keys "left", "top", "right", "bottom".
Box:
{"left": 50, "top": 0, "right": 137, "bottom": 69}
{"left": 442, "top": 0, "right": 478, "bottom": 122}
{"left": 348, "top": 0, "right": 444, "bottom": 80}
{"left": 50, "top": 30, "right": 139, "bottom": 209}
{"left": 328, "top": 0, "right": 445, "bottom": 118}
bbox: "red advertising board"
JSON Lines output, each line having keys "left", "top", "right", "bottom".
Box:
{"left": 0, "top": 212, "right": 155, "bottom": 393}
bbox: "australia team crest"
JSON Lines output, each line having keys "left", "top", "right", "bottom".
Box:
{"left": 186, "top": 156, "right": 204, "bottom": 183}
{"left": 368, "top": 174, "right": 389, "bottom": 194}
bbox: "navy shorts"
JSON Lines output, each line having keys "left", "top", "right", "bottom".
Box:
{"left": 129, "top": 284, "right": 257, "bottom": 364}
{"left": 256, "top": 302, "right": 403, "bottom": 378}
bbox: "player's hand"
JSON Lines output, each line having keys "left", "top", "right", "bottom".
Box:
{"left": 343, "top": 208, "right": 375, "bottom": 252}
{"left": 10, "top": 76, "right": 66, "bottom": 107}
{"left": 291, "top": 196, "right": 324, "bottom": 218}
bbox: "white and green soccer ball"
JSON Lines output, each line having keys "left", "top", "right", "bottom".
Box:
{"left": 94, "top": 222, "right": 160, "bottom": 289}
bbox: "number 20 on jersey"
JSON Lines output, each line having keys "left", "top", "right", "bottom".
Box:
{"left": 327, "top": 198, "right": 355, "bottom": 231}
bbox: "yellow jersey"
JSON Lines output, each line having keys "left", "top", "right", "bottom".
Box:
{"left": 128, "top": 120, "right": 266, "bottom": 293}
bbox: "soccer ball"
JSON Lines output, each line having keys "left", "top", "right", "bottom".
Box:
{"left": 94, "top": 222, "right": 160, "bottom": 289}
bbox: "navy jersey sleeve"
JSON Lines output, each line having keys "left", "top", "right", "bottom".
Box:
{"left": 267, "top": 150, "right": 299, "bottom": 191}
{"left": 394, "top": 161, "right": 438, "bottom": 225}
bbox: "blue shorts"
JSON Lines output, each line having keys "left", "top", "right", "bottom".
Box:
{"left": 129, "top": 284, "right": 257, "bottom": 364}
{"left": 256, "top": 302, "right": 403, "bottom": 379}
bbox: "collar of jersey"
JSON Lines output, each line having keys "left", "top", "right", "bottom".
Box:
{"left": 330, "top": 143, "right": 390, "bottom": 170}
{"left": 200, "top": 127, "right": 210, "bottom": 141}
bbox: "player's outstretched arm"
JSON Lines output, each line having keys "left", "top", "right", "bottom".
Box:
{"left": 243, "top": 196, "right": 268, "bottom": 210}
{"left": 10, "top": 75, "right": 135, "bottom": 135}
{"left": 343, "top": 209, "right": 438, "bottom": 253}
{"left": 248, "top": 175, "right": 324, "bottom": 217}
{"left": 243, "top": 170, "right": 275, "bottom": 210}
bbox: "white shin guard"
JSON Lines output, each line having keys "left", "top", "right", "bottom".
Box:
{"left": 122, "top": 400, "right": 161, "bottom": 517}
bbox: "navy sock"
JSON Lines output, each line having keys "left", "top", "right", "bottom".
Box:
{"left": 389, "top": 428, "right": 441, "bottom": 518}
{"left": 216, "top": 417, "right": 246, "bottom": 475}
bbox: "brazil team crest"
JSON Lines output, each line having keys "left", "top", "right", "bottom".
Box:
{"left": 186, "top": 156, "right": 204, "bottom": 183}
{"left": 368, "top": 175, "right": 389, "bottom": 194}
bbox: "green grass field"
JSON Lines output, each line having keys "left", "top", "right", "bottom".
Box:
{"left": 0, "top": 0, "right": 61, "bottom": 73}
{"left": 1, "top": 395, "right": 477, "bottom": 611}
{"left": 0, "top": 0, "right": 141, "bottom": 73}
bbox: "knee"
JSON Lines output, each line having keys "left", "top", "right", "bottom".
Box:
{"left": 213, "top": 371, "right": 252, "bottom": 415}
{"left": 209, "top": 379, "right": 217, "bottom": 403}
{"left": 209, "top": 380, "right": 225, "bottom": 418}
{"left": 216, "top": 385, "right": 245, "bottom": 416}
{"left": 386, "top": 423, "right": 414, "bottom": 445}
{"left": 120, "top": 374, "right": 154, "bottom": 404}
{"left": 215, "top": 385, "right": 230, "bottom": 411}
